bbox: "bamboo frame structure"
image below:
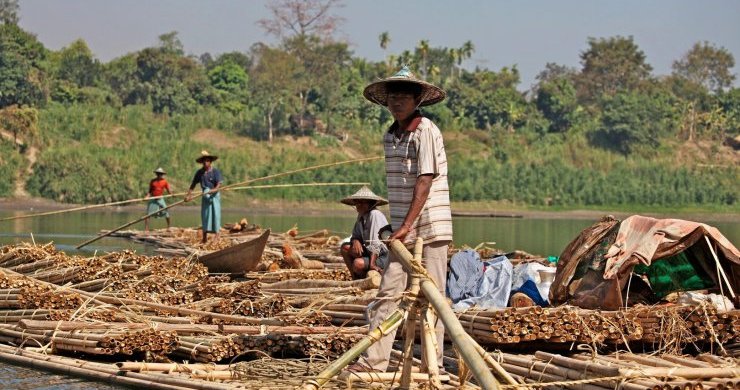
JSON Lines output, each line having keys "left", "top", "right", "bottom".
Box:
{"left": 385, "top": 235, "right": 501, "bottom": 390}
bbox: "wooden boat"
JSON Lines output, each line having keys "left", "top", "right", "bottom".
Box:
{"left": 196, "top": 229, "right": 271, "bottom": 274}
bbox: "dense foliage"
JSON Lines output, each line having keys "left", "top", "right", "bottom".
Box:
{"left": 0, "top": 1, "right": 738, "bottom": 210}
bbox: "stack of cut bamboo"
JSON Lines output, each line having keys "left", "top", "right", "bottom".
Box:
{"left": 634, "top": 304, "right": 739, "bottom": 351}
{"left": 455, "top": 304, "right": 739, "bottom": 349}
{"left": 494, "top": 350, "right": 740, "bottom": 390}
{"left": 456, "top": 305, "right": 642, "bottom": 345}
{"left": 0, "top": 323, "right": 177, "bottom": 356}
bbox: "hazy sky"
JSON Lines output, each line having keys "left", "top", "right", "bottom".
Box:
{"left": 18, "top": 0, "right": 740, "bottom": 90}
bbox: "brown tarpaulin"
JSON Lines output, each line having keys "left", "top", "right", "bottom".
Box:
{"left": 549, "top": 215, "right": 740, "bottom": 310}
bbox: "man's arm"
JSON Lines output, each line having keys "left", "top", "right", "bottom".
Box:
{"left": 389, "top": 174, "right": 433, "bottom": 242}
{"left": 185, "top": 171, "right": 200, "bottom": 201}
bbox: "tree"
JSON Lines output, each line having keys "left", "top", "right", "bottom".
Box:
{"left": 533, "top": 62, "right": 577, "bottom": 93}
{"left": 0, "top": 104, "right": 38, "bottom": 148}
{"left": 55, "top": 39, "right": 100, "bottom": 87}
{"left": 536, "top": 77, "right": 581, "bottom": 133}
{"left": 249, "top": 44, "right": 301, "bottom": 142}
{"left": 158, "top": 31, "right": 184, "bottom": 56}
{"left": 459, "top": 40, "right": 475, "bottom": 63}
{"left": 416, "top": 39, "right": 429, "bottom": 76}
{"left": 672, "top": 41, "right": 736, "bottom": 94}
{"left": 208, "top": 60, "right": 248, "bottom": 114}
{"left": 211, "top": 52, "right": 251, "bottom": 71}
{"left": 257, "top": 0, "right": 344, "bottom": 40}
{"left": 577, "top": 36, "right": 653, "bottom": 103}
{"left": 0, "top": 0, "right": 19, "bottom": 25}
{"left": 447, "top": 67, "right": 526, "bottom": 131}
{"left": 591, "top": 90, "right": 677, "bottom": 154}
{"left": 378, "top": 31, "right": 390, "bottom": 50}
{"left": 103, "top": 54, "right": 139, "bottom": 105}
{"left": 133, "top": 45, "right": 213, "bottom": 114}
{"left": 0, "top": 23, "right": 48, "bottom": 108}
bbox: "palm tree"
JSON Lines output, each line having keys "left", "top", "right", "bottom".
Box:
{"left": 448, "top": 48, "right": 460, "bottom": 80}
{"left": 417, "top": 39, "right": 430, "bottom": 77}
{"left": 378, "top": 31, "right": 391, "bottom": 70}
{"left": 378, "top": 31, "right": 390, "bottom": 50}
{"left": 460, "top": 40, "right": 475, "bottom": 62}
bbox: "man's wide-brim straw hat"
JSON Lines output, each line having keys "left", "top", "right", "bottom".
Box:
{"left": 196, "top": 150, "right": 218, "bottom": 163}
{"left": 363, "top": 65, "right": 446, "bottom": 107}
{"left": 340, "top": 186, "right": 388, "bottom": 207}
{"left": 153, "top": 167, "right": 166, "bottom": 175}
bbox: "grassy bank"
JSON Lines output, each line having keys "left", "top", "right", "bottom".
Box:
{"left": 0, "top": 104, "right": 736, "bottom": 211}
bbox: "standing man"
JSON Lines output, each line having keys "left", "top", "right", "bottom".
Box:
{"left": 357, "top": 66, "right": 452, "bottom": 372}
{"left": 339, "top": 186, "right": 390, "bottom": 280}
{"left": 185, "top": 151, "right": 223, "bottom": 243}
{"left": 144, "top": 167, "right": 172, "bottom": 232}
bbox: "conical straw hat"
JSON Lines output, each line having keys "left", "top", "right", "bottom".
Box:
{"left": 340, "top": 186, "right": 388, "bottom": 207}
{"left": 153, "top": 167, "right": 166, "bottom": 174}
{"left": 363, "top": 65, "right": 446, "bottom": 107}
{"left": 196, "top": 150, "right": 219, "bottom": 163}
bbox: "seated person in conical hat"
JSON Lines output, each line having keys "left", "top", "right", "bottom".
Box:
{"left": 339, "top": 186, "right": 390, "bottom": 280}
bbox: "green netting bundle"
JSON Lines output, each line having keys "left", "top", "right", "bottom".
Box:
{"left": 634, "top": 252, "right": 715, "bottom": 298}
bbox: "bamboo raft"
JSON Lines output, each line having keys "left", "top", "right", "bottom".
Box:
{"left": 0, "top": 242, "right": 738, "bottom": 389}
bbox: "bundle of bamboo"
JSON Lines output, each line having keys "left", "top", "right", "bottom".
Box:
{"left": 493, "top": 350, "right": 740, "bottom": 390}
{"left": 633, "top": 304, "right": 739, "bottom": 353}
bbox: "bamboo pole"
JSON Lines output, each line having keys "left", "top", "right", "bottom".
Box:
{"left": 338, "top": 372, "right": 451, "bottom": 384}
{"left": 399, "top": 305, "right": 419, "bottom": 390}
{"left": 0, "top": 344, "right": 239, "bottom": 390}
{"left": 1, "top": 181, "right": 370, "bottom": 223}
{"left": 705, "top": 236, "right": 736, "bottom": 300}
{"left": 0, "top": 193, "right": 184, "bottom": 222}
{"left": 225, "top": 182, "right": 369, "bottom": 191}
{"left": 76, "top": 156, "right": 381, "bottom": 248}
{"left": 18, "top": 320, "right": 365, "bottom": 336}
{"left": 421, "top": 304, "right": 442, "bottom": 389}
{"left": 385, "top": 235, "right": 500, "bottom": 390}
{"left": 0, "top": 347, "right": 186, "bottom": 389}
{"left": 117, "top": 362, "right": 231, "bottom": 372}
{"left": 620, "top": 367, "right": 740, "bottom": 379}
{"left": 302, "top": 298, "right": 413, "bottom": 390}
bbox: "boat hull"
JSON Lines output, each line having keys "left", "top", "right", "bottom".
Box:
{"left": 197, "top": 229, "right": 270, "bottom": 274}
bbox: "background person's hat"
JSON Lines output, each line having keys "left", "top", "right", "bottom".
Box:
{"left": 363, "top": 65, "right": 446, "bottom": 107}
{"left": 196, "top": 150, "right": 219, "bottom": 163}
{"left": 340, "top": 186, "right": 388, "bottom": 207}
{"left": 153, "top": 167, "right": 166, "bottom": 175}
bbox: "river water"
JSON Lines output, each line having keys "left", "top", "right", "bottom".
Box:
{"left": 0, "top": 208, "right": 737, "bottom": 388}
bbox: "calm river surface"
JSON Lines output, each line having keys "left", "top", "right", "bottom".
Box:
{"left": 0, "top": 208, "right": 737, "bottom": 388}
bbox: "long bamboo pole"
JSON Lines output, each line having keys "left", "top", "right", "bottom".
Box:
{"left": 0, "top": 193, "right": 189, "bottom": 222}
{"left": 75, "top": 156, "right": 381, "bottom": 248}
{"left": 1, "top": 181, "right": 371, "bottom": 223}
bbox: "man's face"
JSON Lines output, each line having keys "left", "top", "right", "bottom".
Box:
{"left": 203, "top": 159, "right": 212, "bottom": 169}
{"left": 386, "top": 92, "right": 418, "bottom": 122}
{"left": 354, "top": 200, "right": 372, "bottom": 215}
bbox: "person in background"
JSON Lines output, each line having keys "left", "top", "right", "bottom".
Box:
{"left": 339, "top": 186, "right": 390, "bottom": 280}
{"left": 354, "top": 66, "right": 453, "bottom": 373}
{"left": 185, "top": 151, "right": 223, "bottom": 243}
{"left": 144, "top": 167, "right": 172, "bottom": 232}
